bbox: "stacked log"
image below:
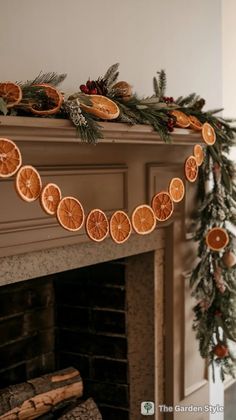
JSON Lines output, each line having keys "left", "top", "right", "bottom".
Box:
{"left": 58, "top": 398, "right": 102, "bottom": 420}
{"left": 0, "top": 367, "right": 83, "bottom": 420}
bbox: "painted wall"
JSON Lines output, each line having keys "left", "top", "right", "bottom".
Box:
{"left": 222, "top": 0, "right": 236, "bottom": 118}
{"left": 1, "top": 0, "right": 222, "bottom": 108}
{"left": 222, "top": 0, "right": 236, "bottom": 161}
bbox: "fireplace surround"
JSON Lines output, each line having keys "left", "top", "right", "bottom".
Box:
{"left": 0, "top": 116, "right": 209, "bottom": 419}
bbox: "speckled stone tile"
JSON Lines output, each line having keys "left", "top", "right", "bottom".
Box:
{"left": 0, "top": 229, "right": 165, "bottom": 286}
{"left": 126, "top": 249, "right": 165, "bottom": 420}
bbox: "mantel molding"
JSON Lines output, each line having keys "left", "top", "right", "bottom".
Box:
{"left": 0, "top": 115, "right": 199, "bottom": 259}
{"left": 0, "top": 116, "right": 202, "bottom": 145}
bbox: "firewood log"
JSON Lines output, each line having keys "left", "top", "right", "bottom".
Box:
{"left": 58, "top": 398, "right": 102, "bottom": 420}
{"left": 0, "top": 367, "right": 83, "bottom": 420}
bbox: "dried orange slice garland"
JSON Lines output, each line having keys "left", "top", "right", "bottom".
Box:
{"left": 206, "top": 227, "right": 229, "bottom": 251}
{"left": 57, "top": 197, "right": 85, "bottom": 232}
{"left": 0, "top": 138, "right": 22, "bottom": 177}
{"left": 80, "top": 95, "right": 120, "bottom": 120}
{"left": 0, "top": 82, "right": 22, "bottom": 108}
{"left": 86, "top": 209, "right": 109, "bottom": 242}
{"left": 110, "top": 210, "right": 132, "bottom": 243}
{"left": 194, "top": 144, "right": 204, "bottom": 166}
{"left": 40, "top": 183, "right": 62, "bottom": 215}
{"left": 202, "top": 122, "right": 216, "bottom": 145}
{"left": 16, "top": 165, "right": 42, "bottom": 202}
{"left": 168, "top": 177, "right": 185, "bottom": 203}
{"left": 0, "top": 123, "right": 216, "bottom": 243}
{"left": 152, "top": 191, "right": 174, "bottom": 221}
{"left": 185, "top": 155, "right": 198, "bottom": 182}
{"left": 131, "top": 205, "right": 156, "bottom": 235}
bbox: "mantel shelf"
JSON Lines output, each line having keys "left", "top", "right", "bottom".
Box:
{"left": 0, "top": 115, "right": 202, "bottom": 145}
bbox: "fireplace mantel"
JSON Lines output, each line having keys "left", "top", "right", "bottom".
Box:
{"left": 0, "top": 115, "right": 202, "bottom": 261}
{"left": 0, "top": 116, "right": 209, "bottom": 420}
{"left": 0, "top": 115, "right": 201, "bottom": 145}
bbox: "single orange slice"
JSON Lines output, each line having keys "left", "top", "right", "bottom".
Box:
{"left": 110, "top": 210, "right": 132, "bottom": 244}
{"left": 16, "top": 165, "right": 42, "bottom": 202}
{"left": 57, "top": 196, "right": 85, "bottom": 232}
{"left": 86, "top": 209, "right": 109, "bottom": 242}
{"left": 206, "top": 227, "right": 229, "bottom": 251}
{"left": 29, "top": 83, "right": 63, "bottom": 115}
{"left": 80, "top": 95, "right": 120, "bottom": 120}
{"left": 171, "top": 110, "right": 190, "bottom": 128}
{"left": 0, "top": 82, "right": 22, "bottom": 108}
{"left": 189, "top": 115, "right": 202, "bottom": 131}
{"left": 185, "top": 155, "right": 198, "bottom": 182}
{"left": 0, "top": 138, "right": 22, "bottom": 178}
{"left": 168, "top": 177, "right": 185, "bottom": 203}
{"left": 152, "top": 191, "right": 174, "bottom": 221}
{"left": 40, "top": 183, "right": 62, "bottom": 215}
{"left": 202, "top": 122, "right": 216, "bottom": 145}
{"left": 131, "top": 204, "right": 156, "bottom": 235}
{"left": 194, "top": 144, "right": 204, "bottom": 166}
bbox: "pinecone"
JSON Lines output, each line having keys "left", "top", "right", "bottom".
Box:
{"left": 193, "top": 98, "right": 206, "bottom": 111}
{"left": 94, "top": 78, "right": 108, "bottom": 96}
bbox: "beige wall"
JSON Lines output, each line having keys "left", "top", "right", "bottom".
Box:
{"left": 222, "top": 0, "right": 236, "bottom": 117}
{"left": 222, "top": 1, "right": 236, "bottom": 161}
{"left": 1, "top": 0, "right": 222, "bottom": 107}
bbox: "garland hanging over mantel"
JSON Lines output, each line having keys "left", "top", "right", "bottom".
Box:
{"left": 1, "top": 64, "right": 236, "bottom": 380}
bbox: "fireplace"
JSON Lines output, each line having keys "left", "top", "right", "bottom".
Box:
{"left": 0, "top": 253, "right": 163, "bottom": 420}
{"left": 0, "top": 116, "right": 209, "bottom": 419}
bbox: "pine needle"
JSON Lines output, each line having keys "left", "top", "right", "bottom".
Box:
{"left": 19, "top": 72, "right": 67, "bottom": 89}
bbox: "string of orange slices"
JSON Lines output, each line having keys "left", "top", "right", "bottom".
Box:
{"left": 0, "top": 110, "right": 227, "bottom": 250}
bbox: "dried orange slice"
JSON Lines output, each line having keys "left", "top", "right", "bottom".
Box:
{"left": 152, "top": 192, "right": 174, "bottom": 221}
{"left": 110, "top": 210, "right": 132, "bottom": 244}
{"left": 168, "top": 177, "right": 185, "bottom": 203}
{"left": 80, "top": 95, "right": 120, "bottom": 120}
{"left": 40, "top": 183, "right": 62, "bottom": 215}
{"left": 86, "top": 209, "right": 109, "bottom": 242}
{"left": 194, "top": 144, "right": 204, "bottom": 166}
{"left": 57, "top": 197, "right": 85, "bottom": 232}
{"left": 131, "top": 204, "right": 156, "bottom": 235}
{"left": 206, "top": 227, "right": 229, "bottom": 251}
{"left": 189, "top": 115, "right": 202, "bottom": 130}
{"left": 0, "top": 138, "right": 22, "bottom": 178}
{"left": 0, "top": 82, "right": 22, "bottom": 108}
{"left": 185, "top": 155, "right": 198, "bottom": 182}
{"left": 202, "top": 122, "right": 216, "bottom": 145}
{"left": 16, "top": 165, "right": 42, "bottom": 202}
{"left": 29, "top": 83, "right": 63, "bottom": 115}
{"left": 171, "top": 110, "right": 190, "bottom": 128}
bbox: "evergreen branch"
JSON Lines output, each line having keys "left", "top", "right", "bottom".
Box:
{"left": 19, "top": 72, "right": 67, "bottom": 88}
{"left": 0, "top": 98, "right": 8, "bottom": 115}
{"left": 103, "top": 63, "right": 119, "bottom": 89}
{"left": 178, "top": 93, "right": 197, "bottom": 107}
{"left": 153, "top": 76, "right": 160, "bottom": 97}
{"left": 76, "top": 112, "right": 103, "bottom": 144}
{"left": 157, "top": 69, "right": 166, "bottom": 97}
{"left": 207, "top": 108, "right": 224, "bottom": 115}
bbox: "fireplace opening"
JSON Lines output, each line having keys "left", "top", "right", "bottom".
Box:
{"left": 0, "top": 252, "right": 163, "bottom": 419}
